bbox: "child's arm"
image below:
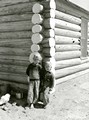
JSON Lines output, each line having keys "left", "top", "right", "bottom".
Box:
{"left": 49, "top": 73, "right": 55, "bottom": 94}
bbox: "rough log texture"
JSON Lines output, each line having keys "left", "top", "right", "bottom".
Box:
{"left": 0, "top": 1, "right": 33, "bottom": 85}
{"left": 55, "top": 44, "right": 80, "bottom": 52}
{"left": 44, "top": 9, "right": 55, "bottom": 18}
{"left": 55, "top": 28, "right": 81, "bottom": 38}
{"left": 43, "top": 18, "right": 55, "bottom": 29}
{"left": 55, "top": 62, "right": 89, "bottom": 79}
{"left": 0, "top": 13, "right": 32, "bottom": 23}
{"left": 0, "top": 31, "right": 32, "bottom": 39}
{"left": 0, "top": 3, "right": 34, "bottom": 16}
{"left": 0, "top": 39, "right": 32, "bottom": 47}
{"left": 55, "top": 36, "right": 80, "bottom": 44}
{"left": 43, "top": 29, "right": 55, "bottom": 37}
{"left": 42, "top": 38, "right": 55, "bottom": 47}
{"left": 0, "top": 72, "right": 27, "bottom": 83}
{"left": 32, "top": 24, "right": 43, "bottom": 33}
{"left": 42, "top": 47, "right": 55, "bottom": 57}
{"left": 41, "top": 0, "right": 56, "bottom": 10}
{"left": 55, "top": 10, "right": 81, "bottom": 25}
{"left": 55, "top": 19, "right": 81, "bottom": 32}
{"left": 0, "top": 58, "right": 29, "bottom": 66}
{"left": 31, "top": 33, "right": 43, "bottom": 44}
{"left": 55, "top": 58, "right": 81, "bottom": 69}
{"left": 0, "top": 21, "right": 32, "bottom": 32}
{"left": 0, "top": 47, "right": 31, "bottom": 56}
{"left": 0, "top": 64, "right": 26, "bottom": 74}
{"left": 56, "top": 0, "right": 89, "bottom": 19}
{"left": 32, "top": 3, "right": 43, "bottom": 13}
{"left": 31, "top": 44, "right": 41, "bottom": 52}
{"left": 55, "top": 51, "right": 81, "bottom": 61}
{"left": 32, "top": 14, "right": 43, "bottom": 24}
{"left": 0, "top": 55, "right": 28, "bottom": 61}
{"left": 0, "top": 0, "right": 35, "bottom": 7}
{"left": 0, "top": 80, "right": 28, "bottom": 92}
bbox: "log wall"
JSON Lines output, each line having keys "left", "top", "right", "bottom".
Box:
{"left": 0, "top": 0, "right": 56, "bottom": 90}
{"left": 55, "top": 0, "right": 89, "bottom": 84}
{"left": 0, "top": 0, "right": 36, "bottom": 86}
{"left": 1, "top": 0, "right": 89, "bottom": 89}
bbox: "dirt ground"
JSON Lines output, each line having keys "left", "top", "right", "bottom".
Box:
{"left": 0, "top": 77, "right": 89, "bottom": 120}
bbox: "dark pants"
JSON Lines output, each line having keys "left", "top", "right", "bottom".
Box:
{"left": 27, "top": 80, "right": 40, "bottom": 105}
{"left": 40, "top": 87, "right": 50, "bottom": 106}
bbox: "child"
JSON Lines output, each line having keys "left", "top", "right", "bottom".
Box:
{"left": 26, "top": 53, "right": 42, "bottom": 108}
{"left": 40, "top": 61, "right": 55, "bottom": 108}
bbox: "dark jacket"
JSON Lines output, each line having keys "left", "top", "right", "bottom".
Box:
{"left": 26, "top": 63, "right": 42, "bottom": 80}
{"left": 41, "top": 70, "right": 55, "bottom": 91}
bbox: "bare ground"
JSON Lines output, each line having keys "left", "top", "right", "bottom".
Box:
{"left": 0, "top": 77, "right": 89, "bottom": 120}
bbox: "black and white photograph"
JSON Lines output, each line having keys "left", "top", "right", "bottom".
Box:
{"left": 0, "top": 0, "right": 89, "bottom": 119}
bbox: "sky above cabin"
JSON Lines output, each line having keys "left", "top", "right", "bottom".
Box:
{"left": 69, "top": 0, "right": 89, "bottom": 12}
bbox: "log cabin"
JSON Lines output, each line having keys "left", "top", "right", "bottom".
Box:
{"left": 0, "top": 0, "right": 89, "bottom": 93}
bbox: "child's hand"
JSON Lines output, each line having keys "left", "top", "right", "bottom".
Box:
{"left": 49, "top": 87, "right": 55, "bottom": 94}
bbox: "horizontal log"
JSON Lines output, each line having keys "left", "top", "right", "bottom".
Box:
{"left": 0, "top": 31, "right": 32, "bottom": 39}
{"left": 55, "top": 62, "right": 89, "bottom": 79}
{"left": 0, "top": 72, "right": 27, "bottom": 84}
{"left": 55, "top": 10, "right": 81, "bottom": 25}
{"left": 0, "top": 3, "right": 33, "bottom": 16}
{"left": 43, "top": 29, "right": 55, "bottom": 37}
{"left": 42, "top": 38, "right": 55, "bottom": 47}
{"left": 31, "top": 44, "right": 41, "bottom": 52}
{"left": 56, "top": 0, "right": 89, "bottom": 20}
{"left": 44, "top": 9, "right": 55, "bottom": 18}
{"left": 55, "top": 36, "right": 80, "bottom": 44}
{"left": 29, "top": 52, "right": 42, "bottom": 63}
{"left": 43, "top": 18, "right": 55, "bottom": 29}
{"left": 41, "top": 0, "right": 56, "bottom": 10}
{"left": 32, "top": 3, "right": 43, "bottom": 13}
{"left": 0, "top": 80, "right": 28, "bottom": 92}
{"left": 32, "top": 24, "right": 43, "bottom": 33}
{"left": 0, "top": 39, "right": 32, "bottom": 48}
{"left": 55, "top": 58, "right": 81, "bottom": 69}
{"left": 55, "top": 19, "right": 81, "bottom": 32}
{"left": 0, "top": 13, "right": 32, "bottom": 23}
{"left": 0, "top": 55, "right": 29, "bottom": 61}
{"left": 55, "top": 51, "right": 81, "bottom": 61}
{"left": 55, "top": 44, "right": 81, "bottom": 52}
{"left": 0, "top": 64, "right": 26, "bottom": 74}
{"left": 0, "top": 21, "right": 32, "bottom": 32}
{"left": 0, "top": 0, "right": 32, "bottom": 7}
{"left": 31, "top": 33, "right": 43, "bottom": 44}
{"left": 42, "top": 47, "right": 55, "bottom": 57}
{"left": 0, "top": 47, "right": 31, "bottom": 56}
{"left": 0, "top": 58, "right": 29, "bottom": 66}
{"left": 56, "top": 69, "right": 89, "bottom": 85}
{"left": 32, "top": 14, "right": 43, "bottom": 24}
{"left": 55, "top": 28, "right": 81, "bottom": 38}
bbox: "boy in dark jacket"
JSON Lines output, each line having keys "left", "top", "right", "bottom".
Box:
{"left": 40, "top": 61, "right": 55, "bottom": 108}
{"left": 26, "top": 53, "right": 42, "bottom": 108}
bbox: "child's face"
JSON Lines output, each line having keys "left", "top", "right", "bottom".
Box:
{"left": 45, "top": 63, "right": 52, "bottom": 72}
{"left": 33, "top": 56, "right": 40, "bottom": 64}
